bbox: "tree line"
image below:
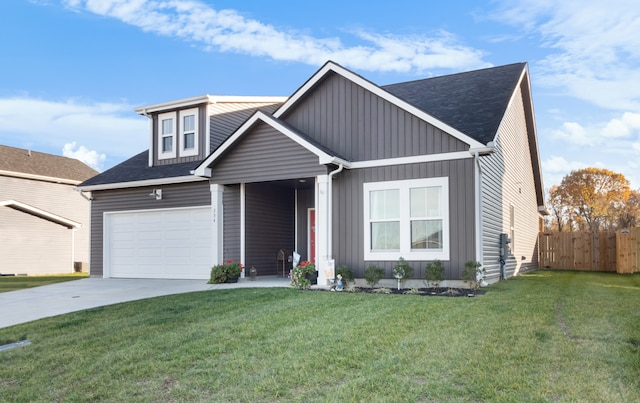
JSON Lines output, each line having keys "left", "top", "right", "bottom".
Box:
{"left": 546, "top": 167, "right": 640, "bottom": 232}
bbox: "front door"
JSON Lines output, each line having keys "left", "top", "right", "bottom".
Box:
{"left": 308, "top": 208, "right": 316, "bottom": 263}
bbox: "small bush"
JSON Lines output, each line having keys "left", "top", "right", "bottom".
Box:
{"left": 462, "top": 261, "right": 484, "bottom": 292}
{"left": 336, "top": 265, "right": 354, "bottom": 284}
{"left": 425, "top": 259, "right": 444, "bottom": 289}
{"left": 392, "top": 257, "right": 413, "bottom": 282}
{"left": 364, "top": 265, "right": 384, "bottom": 288}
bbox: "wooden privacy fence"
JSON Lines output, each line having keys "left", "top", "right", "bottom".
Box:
{"left": 539, "top": 228, "right": 640, "bottom": 273}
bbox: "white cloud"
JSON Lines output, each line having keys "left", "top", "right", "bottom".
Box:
{"left": 61, "top": 0, "right": 490, "bottom": 74}
{"left": 62, "top": 141, "right": 106, "bottom": 171}
{"left": 602, "top": 112, "right": 640, "bottom": 138}
{"left": 0, "top": 96, "right": 146, "bottom": 167}
{"left": 494, "top": 0, "right": 640, "bottom": 111}
{"left": 551, "top": 121, "right": 591, "bottom": 145}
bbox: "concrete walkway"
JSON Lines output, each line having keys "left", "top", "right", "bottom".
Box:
{"left": 0, "top": 276, "right": 290, "bottom": 329}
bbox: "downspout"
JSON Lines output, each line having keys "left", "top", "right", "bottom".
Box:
{"left": 326, "top": 163, "right": 344, "bottom": 265}
{"left": 469, "top": 143, "right": 494, "bottom": 286}
{"left": 76, "top": 188, "right": 93, "bottom": 201}
{"left": 471, "top": 151, "right": 484, "bottom": 276}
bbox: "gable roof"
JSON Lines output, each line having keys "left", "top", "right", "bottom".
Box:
{"left": 194, "top": 111, "right": 349, "bottom": 177}
{"left": 382, "top": 63, "right": 527, "bottom": 145}
{"left": 78, "top": 150, "right": 206, "bottom": 190}
{"left": 273, "top": 61, "right": 489, "bottom": 149}
{"left": 0, "top": 145, "right": 98, "bottom": 185}
{"left": 0, "top": 200, "right": 82, "bottom": 229}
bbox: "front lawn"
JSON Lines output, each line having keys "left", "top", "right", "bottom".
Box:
{"left": 0, "top": 273, "right": 88, "bottom": 293}
{"left": 0, "top": 271, "right": 639, "bottom": 401}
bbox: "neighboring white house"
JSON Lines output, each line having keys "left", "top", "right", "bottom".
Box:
{"left": 0, "top": 145, "right": 97, "bottom": 275}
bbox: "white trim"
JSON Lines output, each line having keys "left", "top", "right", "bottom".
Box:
{"left": 0, "top": 200, "right": 82, "bottom": 229}
{"left": 194, "top": 111, "right": 351, "bottom": 176}
{"left": 363, "top": 177, "right": 450, "bottom": 261}
{"left": 210, "top": 185, "right": 224, "bottom": 269}
{"left": 134, "top": 95, "right": 288, "bottom": 114}
{"left": 77, "top": 175, "right": 208, "bottom": 191}
{"left": 158, "top": 111, "right": 177, "bottom": 160}
{"left": 273, "top": 61, "right": 485, "bottom": 149}
{"left": 350, "top": 151, "right": 471, "bottom": 169}
{"left": 0, "top": 169, "right": 82, "bottom": 185}
{"left": 179, "top": 108, "right": 199, "bottom": 157}
{"left": 240, "top": 183, "right": 246, "bottom": 269}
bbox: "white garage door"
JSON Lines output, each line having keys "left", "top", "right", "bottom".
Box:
{"left": 105, "top": 207, "right": 212, "bottom": 279}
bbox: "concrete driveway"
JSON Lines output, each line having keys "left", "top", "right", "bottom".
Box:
{"left": 0, "top": 277, "right": 290, "bottom": 329}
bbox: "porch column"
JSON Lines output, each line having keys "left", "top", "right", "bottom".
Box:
{"left": 316, "top": 175, "right": 334, "bottom": 285}
{"left": 210, "top": 183, "right": 224, "bottom": 267}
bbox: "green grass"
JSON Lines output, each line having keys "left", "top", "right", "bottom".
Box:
{"left": 0, "top": 273, "right": 88, "bottom": 293}
{"left": 1, "top": 270, "right": 639, "bottom": 402}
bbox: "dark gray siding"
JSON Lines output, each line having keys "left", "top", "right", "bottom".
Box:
{"left": 223, "top": 184, "right": 240, "bottom": 262}
{"left": 89, "top": 181, "right": 210, "bottom": 277}
{"left": 283, "top": 72, "right": 469, "bottom": 161}
{"left": 332, "top": 159, "right": 476, "bottom": 280}
{"left": 211, "top": 122, "right": 328, "bottom": 184}
{"left": 210, "top": 102, "right": 282, "bottom": 151}
{"left": 153, "top": 105, "right": 207, "bottom": 166}
{"left": 245, "top": 183, "right": 295, "bottom": 276}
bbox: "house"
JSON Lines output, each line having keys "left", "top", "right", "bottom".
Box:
{"left": 79, "top": 61, "right": 546, "bottom": 285}
{"left": 0, "top": 145, "right": 98, "bottom": 275}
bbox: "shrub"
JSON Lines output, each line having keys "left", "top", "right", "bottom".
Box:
{"left": 462, "top": 261, "right": 484, "bottom": 292}
{"left": 336, "top": 265, "right": 354, "bottom": 284}
{"left": 364, "top": 265, "right": 384, "bottom": 288}
{"left": 392, "top": 257, "right": 413, "bottom": 282}
{"left": 209, "top": 260, "right": 243, "bottom": 284}
{"left": 425, "top": 259, "right": 444, "bottom": 289}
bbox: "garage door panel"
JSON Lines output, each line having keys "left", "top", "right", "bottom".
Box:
{"left": 106, "top": 207, "right": 212, "bottom": 279}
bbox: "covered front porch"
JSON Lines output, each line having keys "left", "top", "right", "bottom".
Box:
{"left": 210, "top": 174, "right": 337, "bottom": 285}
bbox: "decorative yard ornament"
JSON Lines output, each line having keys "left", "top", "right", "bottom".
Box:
{"left": 336, "top": 274, "right": 343, "bottom": 291}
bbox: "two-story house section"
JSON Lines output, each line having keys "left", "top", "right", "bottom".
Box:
{"left": 79, "top": 95, "right": 287, "bottom": 279}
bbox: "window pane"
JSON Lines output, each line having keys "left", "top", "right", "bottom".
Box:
{"left": 162, "top": 136, "right": 173, "bottom": 153}
{"left": 371, "top": 221, "right": 400, "bottom": 250}
{"left": 370, "top": 189, "right": 399, "bottom": 219}
{"left": 184, "top": 133, "right": 195, "bottom": 149}
{"left": 411, "top": 220, "right": 442, "bottom": 249}
{"left": 162, "top": 118, "right": 173, "bottom": 135}
{"left": 410, "top": 187, "right": 441, "bottom": 217}
{"left": 183, "top": 115, "right": 195, "bottom": 132}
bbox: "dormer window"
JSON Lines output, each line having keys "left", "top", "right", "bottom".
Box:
{"left": 179, "top": 108, "right": 199, "bottom": 157}
{"left": 158, "top": 111, "right": 177, "bottom": 159}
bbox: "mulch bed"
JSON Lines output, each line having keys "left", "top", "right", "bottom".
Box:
{"left": 311, "top": 286, "right": 484, "bottom": 297}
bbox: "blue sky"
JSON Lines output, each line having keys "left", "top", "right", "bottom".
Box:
{"left": 1, "top": 0, "right": 639, "bottom": 190}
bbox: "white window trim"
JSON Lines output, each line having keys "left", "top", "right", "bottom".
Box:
{"left": 158, "top": 111, "right": 177, "bottom": 160}
{"left": 363, "top": 177, "right": 450, "bottom": 261}
{"left": 179, "top": 108, "right": 199, "bottom": 157}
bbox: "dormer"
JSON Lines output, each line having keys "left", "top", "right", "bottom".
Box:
{"left": 135, "top": 95, "right": 288, "bottom": 167}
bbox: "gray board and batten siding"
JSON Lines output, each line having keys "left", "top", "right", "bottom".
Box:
{"left": 280, "top": 72, "right": 470, "bottom": 161}
{"left": 331, "top": 160, "right": 476, "bottom": 280}
{"left": 89, "top": 181, "right": 210, "bottom": 277}
{"left": 210, "top": 121, "right": 329, "bottom": 184}
{"left": 209, "top": 102, "right": 282, "bottom": 151}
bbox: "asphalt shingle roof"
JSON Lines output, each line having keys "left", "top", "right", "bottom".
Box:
{"left": 0, "top": 145, "right": 98, "bottom": 182}
{"left": 81, "top": 63, "right": 526, "bottom": 187}
{"left": 382, "top": 62, "right": 526, "bottom": 145}
{"left": 79, "top": 150, "right": 200, "bottom": 187}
